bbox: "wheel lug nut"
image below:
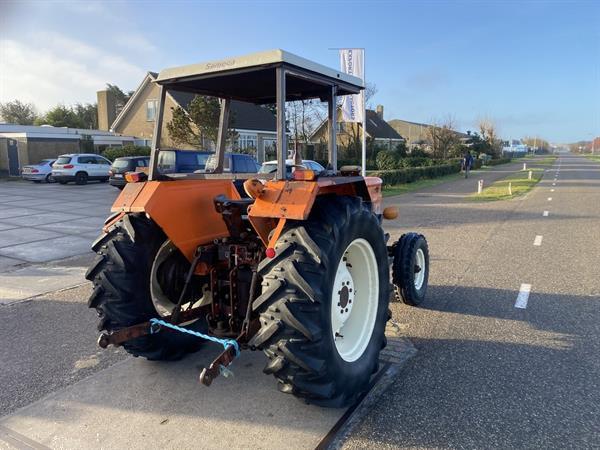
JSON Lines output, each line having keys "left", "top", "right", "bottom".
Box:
{"left": 345, "top": 308, "right": 348, "bottom": 312}
{"left": 340, "top": 309, "right": 344, "bottom": 314}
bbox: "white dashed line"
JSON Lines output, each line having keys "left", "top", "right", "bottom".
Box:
{"left": 551, "top": 189, "right": 555, "bottom": 192}
{"left": 543, "top": 211, "right": 549, "bottom": 217}
{"left": 515, "top": 284, "right": 531, "bottom": 309}
{"left": 548, "top": 197, "right": 552, "bottom": 201}
{"left": 552, "top": 182, "right": 556, "bottom": 186}
{"left": 534, "top": 235, "right": 543, "bottom": 246}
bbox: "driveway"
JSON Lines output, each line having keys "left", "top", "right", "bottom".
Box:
{"left": 0, "top": 180, "right": 119, "bottom": 303}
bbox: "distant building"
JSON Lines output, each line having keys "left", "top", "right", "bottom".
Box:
{"left": 387, "top": 119, "right": 470, "bottom": 150}
{"left": 104, "top": 72, "right": 278, "bottom": 162}
{"left": 0, "top": 124, "right": 139, "bottom": 176}
{"left": 502, "top": 139, "right": 529, "bottom": 155}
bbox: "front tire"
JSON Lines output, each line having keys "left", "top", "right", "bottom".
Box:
{"left": 85, "top": 214, "right": 206, "bottom": 360}
{"left": 392, "top": 233, "right": 429, "bottom": 306}
{"left": 251, "top": 196, "right": 389, "bottom": 407}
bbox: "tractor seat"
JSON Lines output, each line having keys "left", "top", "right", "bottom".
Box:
{"left": 213, "top": 195, "right": 254, "bottom": 239}
{"left": 213, "top": 194, "right": 253, "bottom": 215}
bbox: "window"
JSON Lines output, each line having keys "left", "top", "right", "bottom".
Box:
{"left": 95, "top": 157, "right": 110, "bottom": 165}
{"left": 146, "top": 99, "right": 158, "bottom": 121}
{"left": 55, "top": 157, "right": 71, "bottom": 165}
{"left": 157, "top": 151, "right": 176, "bottom": 173}
{"left": 237, "top": 133, "right": 257, "bottom": 150}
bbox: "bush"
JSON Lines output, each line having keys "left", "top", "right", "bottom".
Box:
{"left": 375, "top": 150, "right": 398, "bottom": 170}
{"left": 478, "top": 153, "right": 492, "bottom": 164}
{"left": 367, "top": 162, "right": 461, "bottom": 185}
{"left": 102, "top": 145, "right": 151, "bottom": 161}
{"left": 409, "top": 147, "right": 429, "bottom": 158}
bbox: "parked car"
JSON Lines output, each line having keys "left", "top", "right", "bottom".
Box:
{"left": 203, "top": 153, "right": 260, "bottom": 197}
{"left": 156, "top": 150, "right": 212, "bottom": 174}
{"left": 21, "top": 159, "right": 56, "bottom": 183}
{"left": 258, "top": 159, "right": 325, "bottom": 178}
{"left": 203, "top": 153, "right": 261, "bottom": 173}
{"left": 52, "top": 154, "right": 112, "bottom": 185}
{"left": 109, "top": 156, "right": 151, "bottom": 189}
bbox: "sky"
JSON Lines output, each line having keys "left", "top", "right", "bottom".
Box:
{"left": 0, "top": 0, "right": 598, "bottom": 143}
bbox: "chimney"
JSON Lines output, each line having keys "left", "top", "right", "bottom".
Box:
{"left": 97, "top": 90, "right": 117, "bottom": 131}
{"left": 376, "top": 104, "right": 384, "bottom": 119}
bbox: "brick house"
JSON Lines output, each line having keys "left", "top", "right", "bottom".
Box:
{"left": 309, "top": 105, "right": 404, "bottom": 157}
{"left": 102, "top": 72, "right": 277, "bottom": 163}
{"left": 387, "top": 119, "right": 470, "bottom": 149}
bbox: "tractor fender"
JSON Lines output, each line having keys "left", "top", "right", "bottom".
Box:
{"left": 109, "top": 179, "right": 241, "bottom": 262}
{"left": 248, "top": 176, "right": 383, "bottom": 246}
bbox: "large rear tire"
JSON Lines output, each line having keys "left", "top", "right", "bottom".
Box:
{"left": 85, "top": 214, "right": 206, "bottom": 360}
{"left": 250, "top": 196, "right": 389, "bottom": 407}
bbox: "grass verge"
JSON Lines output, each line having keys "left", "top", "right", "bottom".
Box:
{"left": 382, "top": 172, "right": 463, "bottom": 197}
{"left": 381, "top": 158, "right": 514, "bottom": 197}
{"left": 521, "top": 155, "right": 557, "bottom": 166}
{"left": 469, "top": 168, "right": 544, "bottom": 201}
{"left": 585, "top": 154, "right": 600, "bottom": 163}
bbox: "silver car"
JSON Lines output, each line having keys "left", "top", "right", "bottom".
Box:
{"left": 21, "top": 159, "right": 56, "bottom": 183}
{"left": 259, "top": 159, "right": 325, "bottom": 178}
{"left": 52, "top": 153, "right": 112, "bottom": 185}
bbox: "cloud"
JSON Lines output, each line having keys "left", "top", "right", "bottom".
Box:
{"left": 0, "top": 32, "right": 146, "bottom": 111}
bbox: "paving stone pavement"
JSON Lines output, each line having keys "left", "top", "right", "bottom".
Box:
{"left": 0, "top": 180, "right": 118, "bottom": 270}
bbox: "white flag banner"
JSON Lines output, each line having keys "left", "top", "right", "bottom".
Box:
{"left": 339, "top": 49, "right": 365, "bottom": 123}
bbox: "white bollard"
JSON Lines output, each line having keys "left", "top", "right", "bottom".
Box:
{"left": 523, "top": 163, "right": 527, "bottom": 170}
{"left": 528, "top": 170, "right": 532, "bottom": 180}
{"left": 478, "top": 179, "right": 484, "bottom": 194}
{"left": 508, "top": 182, "right": 512, "bottom": 195}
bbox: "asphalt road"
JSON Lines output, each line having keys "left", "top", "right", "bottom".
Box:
{"left": 344, "top": 153, "right": 600, "bottom": 448}
{"left": 1, "top": 155, "right": 597, "bottom": 448}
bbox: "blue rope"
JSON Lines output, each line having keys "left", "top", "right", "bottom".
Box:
{"left": 149, "top": 318, "right": 240, "bottom": 356}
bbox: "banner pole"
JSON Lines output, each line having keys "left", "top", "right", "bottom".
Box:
{"left": 361, "top": 50, "right": 366, "bottom": 177}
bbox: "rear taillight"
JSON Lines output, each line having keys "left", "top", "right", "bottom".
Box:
{"left": 31, "top": 169, "right": 39, "bottom": 173}
{"left": 63, "top": 164, "right": 74, "bottom": 169}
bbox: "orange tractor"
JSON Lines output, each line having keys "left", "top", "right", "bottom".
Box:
{"left": 86, "top": 50, "right": 429, "bottom": 407}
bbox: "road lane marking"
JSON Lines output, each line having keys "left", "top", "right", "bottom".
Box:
{"left": 515, "top": 284, "right": 531, "bottom": 309}
{"left": 551, "top": 189, "right": 555, "bottom": 192}
{"left": 552, "top": 182, "right": 556, "bottom": 186}
{"left": 543, "top": 211, "right": 549, "bottom": 217}
{"left": 534, "top": 235, "right": 543, "bottom": 246}
{"left": 548, "top": 197, "right": 552, "bottom": 201}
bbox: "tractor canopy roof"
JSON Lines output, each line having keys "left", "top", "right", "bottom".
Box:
{"left": 154, "top": 49, "right": 363, "bottom": 104}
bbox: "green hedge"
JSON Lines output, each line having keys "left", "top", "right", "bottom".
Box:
{"left": 102, "top": 145, "right": 151, "bottom": 162}
{"left": 367, "top": 162, "right": 461, "bottom": 185}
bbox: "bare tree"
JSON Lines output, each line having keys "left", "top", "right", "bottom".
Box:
{"left": 478, "top": 118, "right": 502, "bottom": 157}
{"left": 364, "top": 82, "right": 378, "bottom": 109}
{"left": 426, "top": 116, "right": 459, "bottom": 159}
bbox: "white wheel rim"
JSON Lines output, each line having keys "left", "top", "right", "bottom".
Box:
{"left": 414, "top": 248, "right": 426, "bottom": 290}
{"left": 331, "top": 238, "right": 379, "bottom": 362}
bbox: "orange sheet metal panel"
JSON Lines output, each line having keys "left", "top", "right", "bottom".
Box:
{"left": 110, "top": 180, "right": 239, "bottom": 261}
{"left": 248, "top": 180, "right": 319, "bottom": 220}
